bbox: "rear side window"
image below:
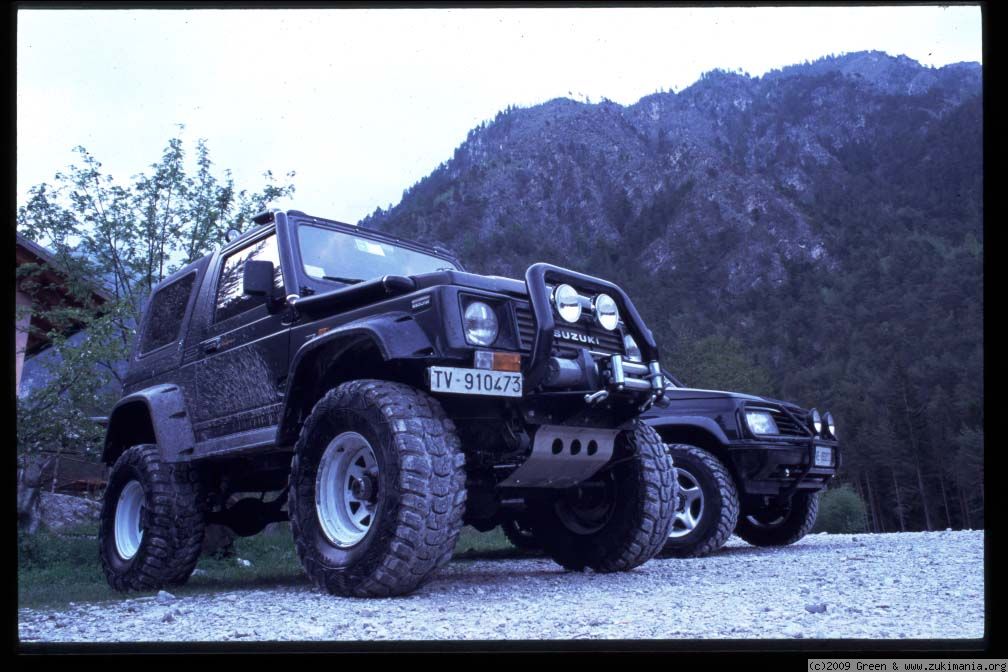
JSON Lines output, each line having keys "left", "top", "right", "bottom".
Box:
{"left": 215, "top": 233, "right": 283, "bottom": 323}
{"left": 140, "top": 273, "right": 196, "bottom": 354}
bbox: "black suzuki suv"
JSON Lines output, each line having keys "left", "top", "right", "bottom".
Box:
{"left": 98, "top": 209, "right": 676, "bottom": 597}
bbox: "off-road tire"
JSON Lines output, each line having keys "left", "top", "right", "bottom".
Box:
{"left": 500, "top": 514, "right": 541, "bottom": 551}
{"left": 526, "top": 422, "right": 677, "bottom": 572}
{"left": 661, "top": 444, "right": 739, "bottom": 558}
{"left": 162, "top": 461, "right": 207, "bottom": 586}
{"left": 99, "top": 444, "right": 206, "bottom": 592}
{"left": 735, "top": 491, "right": 820, "bottom": 547}
{"left": 288, "top": 380, "right": 467, "bottom": 597}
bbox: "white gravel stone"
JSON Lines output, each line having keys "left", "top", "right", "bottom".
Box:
{"left": 17, "top": 531, "right": 984, "bottom": 642}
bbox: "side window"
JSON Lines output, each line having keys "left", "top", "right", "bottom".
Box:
{"left": 214, "top": 234, "right": 283, "bottom": 323}
{"left": 140, "top": 273, "right": 196, "bottom": 354}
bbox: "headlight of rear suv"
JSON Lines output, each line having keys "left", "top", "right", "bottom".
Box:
{"left": 463, "top": 300, "right": 499, "bottom": 346}
{"left": 745, "top": 410, "right": 780, "bottom": 436}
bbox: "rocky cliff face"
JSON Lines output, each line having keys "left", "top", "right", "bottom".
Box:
{"left": 361, "top": 51, "right": 980, "bottom": 298}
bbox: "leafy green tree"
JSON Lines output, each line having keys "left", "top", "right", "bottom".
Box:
{"left": 953, "top": 426, "right": 984, "bottom": 528}
{"left": 812, "top": 485, "right": 868, "bottom": 534}
{"left": 16, "top": 130, "right": 296, "bottom": 462}
{"left": 665, "top": 333, "right": 774, "bottom": 394}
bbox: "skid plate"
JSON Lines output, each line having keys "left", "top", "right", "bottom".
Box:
{"left": 497, "top": 425, "right": 619, "bottom": 488}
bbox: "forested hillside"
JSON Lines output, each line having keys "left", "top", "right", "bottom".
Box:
{"left": 362, "top": 51, "right": 984, "bottom": 532}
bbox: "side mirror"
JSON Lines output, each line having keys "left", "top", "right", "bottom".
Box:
{"left": 243, "top": 260, "right": 275, "bottom": 298}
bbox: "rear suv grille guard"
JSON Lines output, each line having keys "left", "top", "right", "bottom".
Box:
{"left": 522, "top": 263, "right": 664, "bottom": 409}
{"left": 769, "top": 407, "right": 809, "bottom": 437}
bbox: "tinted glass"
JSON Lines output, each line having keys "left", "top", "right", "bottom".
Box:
{"left": 215, "top": 234, "right": 283, "bottom": 323}
{"left": 140, "top": 273, "right": 196, "bottom": 354}
{"left": 298, "top": 224, "right": 458, "bottom": 283}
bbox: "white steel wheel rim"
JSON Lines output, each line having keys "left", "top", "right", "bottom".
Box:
{"left": 669, "top": 467, "right": 704, "bottom": 538}
{"left": 315, "top": 431, "right": 380, "bottom": 548}
{"left": 114, "top": 480, "right": 145, "bottom": 560}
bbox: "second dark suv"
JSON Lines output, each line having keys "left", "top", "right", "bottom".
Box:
{"left": 98, "top": 209, "right": 677, "bottom": 597}
{"left": 644, "top": 373, "right": 840, "bottom": 557}
{"left": 495, "top": 374, "right": 841, "bottom": 558}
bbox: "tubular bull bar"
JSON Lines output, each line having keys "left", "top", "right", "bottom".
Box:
{"left": 522, "top": 263, "right": 664, "bottom": 410}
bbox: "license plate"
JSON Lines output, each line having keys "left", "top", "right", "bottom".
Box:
{"left": 429, "top": 366, "right": 523, "bottom": 398}
{"left": 814, "top": 445, "right": 833, "bottom": 467}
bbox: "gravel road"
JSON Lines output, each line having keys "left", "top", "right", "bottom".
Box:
{"left": 18, "top": 530, "right": 984, "bottom": 643}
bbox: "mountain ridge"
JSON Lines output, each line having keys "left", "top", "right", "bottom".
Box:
{"left": 361, "top": 50, "right": 980, "bottom": 297}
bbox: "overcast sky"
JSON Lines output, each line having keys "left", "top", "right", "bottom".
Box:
{"left": 17, "top": 6, "right": 982, "bottom": 224}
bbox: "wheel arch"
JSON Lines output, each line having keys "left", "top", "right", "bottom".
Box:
{"left": 103, "top": 385, "right": 196, "bottom": 465}
{"left": 277, "top": 320, "right": 433, "bottom": 446}
{"left": 646, "top": 417, "right": 731, "bottom": 466}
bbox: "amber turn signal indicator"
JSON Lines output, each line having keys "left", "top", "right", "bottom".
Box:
{"left": 492, "top": 352, "right": 521, "bottom": 372}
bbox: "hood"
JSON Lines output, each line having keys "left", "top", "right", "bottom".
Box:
{"left": 662, "top": 387, "right": 808, "bottom": 412}
{"left": 410, "top": 270, "right": 528, "bottom": 298}
{"left": 662, "top": 387, "right": 765, "bottom": 402}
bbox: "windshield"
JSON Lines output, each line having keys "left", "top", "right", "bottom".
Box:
{"left": 298, "top": 224, "right": 459, "bottom": 283}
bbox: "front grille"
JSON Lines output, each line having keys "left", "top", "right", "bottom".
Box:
{"left": 513, "top": 301, "right": 624, "bottom": 357}
{"left": 514, "top": 302, "right": 537, "bottom": 350}
{"left": 769, "top": 407, "right": 810, "bottom": 437}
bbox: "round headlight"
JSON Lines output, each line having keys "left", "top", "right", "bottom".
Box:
{"left": 623, "top": 334, "right": 643, "bottom": 362}
{"left": 553, "top": 284, "right": 582, "bottom": 323}
{"left": 463, "top": 301, "right": 499, "bottom": 346}
{"left": 825, "top": 411, "right": 836, "bottom": 438}
{"left": 593, "top": 293, "right": 619, "bottom": 331}
{"left": 810, "top": 408, "right": 822, "bottom": 435}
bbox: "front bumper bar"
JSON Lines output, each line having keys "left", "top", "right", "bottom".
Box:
{"left": 728, "top": 439, "right": 840, "bottom": 496}
{"left": 522, "top": 263, "right": 664, "bottom": 405}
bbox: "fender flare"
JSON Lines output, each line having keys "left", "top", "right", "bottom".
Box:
{"left": 103, "top": 384, "right": 196, "bottom": 464}
{"left": 276, "top": 314, "right": 435, "bottom": 446}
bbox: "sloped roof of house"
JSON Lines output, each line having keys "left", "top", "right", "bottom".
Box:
{"left": 16, "top": 233, "right": 112, "bottom": 355}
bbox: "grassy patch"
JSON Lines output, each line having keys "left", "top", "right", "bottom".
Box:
{"left": 18, "top": 524, "right": 115, "bottom": 609}
{"left": 175, "top": 525, "right": 307, "bottom": 596}
{"left": 453, "top": 525, "right": 537, "bottom": 560}
{"left": 17, "top": 523, "right": 310, "bottom": 609}
{"left": 19, "top": 522, "right": 532, "bottom": 610}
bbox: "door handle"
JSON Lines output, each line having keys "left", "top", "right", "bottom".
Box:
{"left": 202, "top": 336, "right": 221, "bottom": 353}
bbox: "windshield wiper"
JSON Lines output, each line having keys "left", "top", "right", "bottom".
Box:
{"left": 322, "top": 275, "right": 364, "bottom": 285}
